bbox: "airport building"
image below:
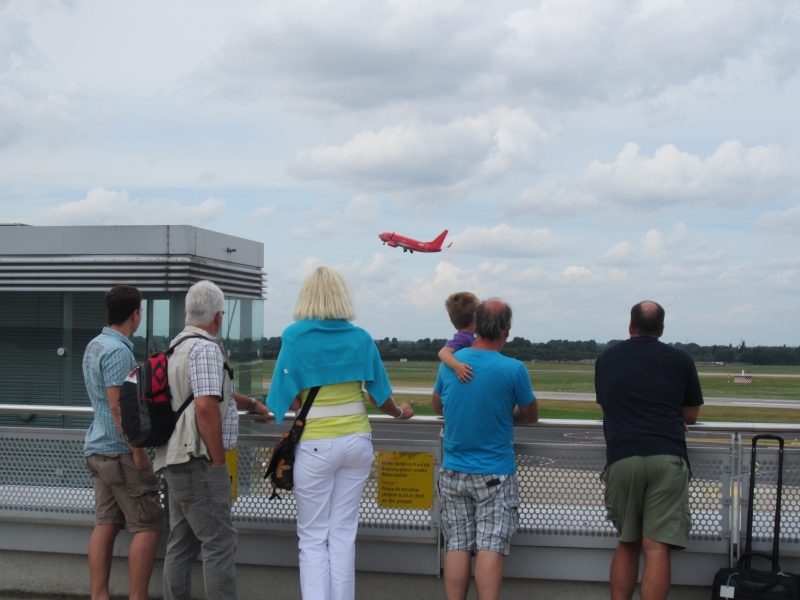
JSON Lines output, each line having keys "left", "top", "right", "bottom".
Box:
{"left": 0, "top": 224, "right": 266, "bottom": 428}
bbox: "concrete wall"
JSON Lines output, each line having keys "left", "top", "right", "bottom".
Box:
{"left": 0, "top": 550, "right": 713, "bottom": 600}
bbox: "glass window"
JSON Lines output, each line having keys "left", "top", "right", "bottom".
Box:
{"left": 151, "top": 299, "right": 171, "bottom": 354}
{"left": 222, "top": 297, "right": 264, "bottom": 399}
{"left": 132, "top": 299, "right": 148, "bottom": 363}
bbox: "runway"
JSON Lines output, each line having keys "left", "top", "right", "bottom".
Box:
{"left": 391, "top": 387, "right": 800, "bottom": 409}
{"left": 250, "top": 410, "right": 750, "bottom": 448}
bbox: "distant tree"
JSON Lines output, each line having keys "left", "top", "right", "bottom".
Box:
{"left": 264, "top": 333, "right": 799, "bottom": 365}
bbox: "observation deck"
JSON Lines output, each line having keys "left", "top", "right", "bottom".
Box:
{"left": 2, "top": 405, "right": 799, "bottom": 599}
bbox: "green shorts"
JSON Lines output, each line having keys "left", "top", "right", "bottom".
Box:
{"left": 604, "top": 454, "right": 691, "bottom": 549}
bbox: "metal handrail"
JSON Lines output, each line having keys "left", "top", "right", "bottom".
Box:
{"left": 2, "top": 403, "right": 800, "bottom": 432}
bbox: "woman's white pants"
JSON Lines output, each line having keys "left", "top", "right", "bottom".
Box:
{"left": 294, "top": 432, "right": 374, "bottom": 600}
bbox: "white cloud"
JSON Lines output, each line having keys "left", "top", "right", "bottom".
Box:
{"left": 505, "top": 141, "right": 800, "bottom": 218}
{"left": 597, "top": 222, "right": 694, "bottom": 266}
{"left": 448, "top": 223, "right": 568, "bottom": 258}
{"left": 195, "top": 0, "right": 794, "bottom": 109}
{"left": 562, "top": 266, "right": 592, "bottom": 277}
{"left": 285, "top": 256, "right": 323, "bottom": 284}
{"left": 478, "top": 260, "right": 509, "bottom": 275}
{"left": 290, "top": 108, "right": 550, "bottom": 196}
{"left": 403, "top": 261, "right": 486, "bottom": 309}
{"left": 597, "top": 241, "right": 638, "bottom": 267}
{"left": 29, "top": 187, "right": 225, "bottom": 226}
{"left": 0, "top": 8, "right": 79, "bottom": 149}
{"left": 502, "top": 181, "right": 599, "bottom": 219}
{"left": 359, "top": 252, "right": 400, "bottom": 282}
{"left": 498, "top": 0, "right": 788, "bottom": 103}
{"left": 194, "top": 0, "right": 497, "bottom": 110}
{"left": 0, "top": 9, "right": 38, "bottom": 70}
{"left": 289, "top": 194, "right": 380, "bottom": 240}
{"left": 681, "top": 251, "right": 726, "bottom": 266}
{"left": 754, "top": 205, "right": 800, "bottom": 235}
{"left": 249, "top": 204, "right": 278, "bottom": 221}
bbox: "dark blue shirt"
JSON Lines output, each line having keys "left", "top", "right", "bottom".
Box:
{"left": 595, "top": 337, "right": 704, "bottom": 467}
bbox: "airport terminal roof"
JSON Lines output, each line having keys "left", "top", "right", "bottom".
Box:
{"left": 0, "top": 225, "right": 265, "bottom": 299}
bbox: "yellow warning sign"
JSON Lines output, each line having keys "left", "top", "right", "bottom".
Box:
{"left": 225, "top": 447, "right": 238, "bottom": 502}
{"left": 377, "top": 451, "right": 434, "bottom": 510}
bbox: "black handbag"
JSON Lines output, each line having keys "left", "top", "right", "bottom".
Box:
{"left": 711, "top": 435, "right": 800, "bottom": 599}
{"left": 263, "top": 386, "right": 320, "bottom": 498}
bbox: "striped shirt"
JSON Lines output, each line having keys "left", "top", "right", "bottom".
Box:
{"left": 83, "top": 327, "right": 136, "bottom": 456}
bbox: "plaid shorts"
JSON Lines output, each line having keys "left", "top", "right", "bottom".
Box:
{"left": 438, "top": 468, "right": 520, "bottom": 556}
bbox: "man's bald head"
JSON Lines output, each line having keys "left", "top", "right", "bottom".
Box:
{"left": 475, "top": 298, "right": 512, "bottom": 341}
{"left": 630, "top": 301, "right": 665, "bottom": 338}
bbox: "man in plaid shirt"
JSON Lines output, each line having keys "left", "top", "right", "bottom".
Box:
{"left": 155, "top": 281, "right": 270, "bottom": 600}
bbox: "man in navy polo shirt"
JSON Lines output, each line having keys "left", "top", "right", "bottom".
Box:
{"left": 596, "top": 301, "right": 703, "bottom": 600}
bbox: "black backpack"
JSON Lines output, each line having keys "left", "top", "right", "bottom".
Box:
{"left": 119, "top": 335, "right": 207, "bottom": 448}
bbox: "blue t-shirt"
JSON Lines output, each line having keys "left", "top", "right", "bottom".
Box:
{"left": 434, "top": 348, "right": 535, "bottom": 475}
{"left": 83, "top": 328, "right": 137, "bottom": 456}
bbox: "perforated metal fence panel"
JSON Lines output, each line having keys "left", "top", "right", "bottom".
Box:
{"left": 0, "top": 428, "right": 94, "bottom": 521}
{"left": 0, "top": 421, "right": 776, "bottom": 577}
{"left": 231, "top": 435, "right": 440, "bottom": 540}
{"left": 511, "top": 443, "right": 732, "bottom": 553}
{"left": 740, "top": 438, "right": 800, "bottom": 557}
{"left": 686, "top": 447, "right": 732, "bottom": 553}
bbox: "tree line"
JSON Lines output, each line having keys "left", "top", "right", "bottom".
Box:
{"left": 261, "top": 336, "right": 799, "bottom": 365}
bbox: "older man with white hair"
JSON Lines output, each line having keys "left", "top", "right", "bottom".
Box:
{"left": 155, "top": 280, "right": 269, "bottom": 600}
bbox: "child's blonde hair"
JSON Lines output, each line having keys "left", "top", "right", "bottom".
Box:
{"left": 444, "top": 291, "right": 479, "bottom": 330}
{"left": 293, "top": 266, "right": 356, "bottom": 321}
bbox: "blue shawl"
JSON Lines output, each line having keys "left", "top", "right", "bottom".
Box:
{"left": 266, "top": 319, "right": 392, "bottom": 424}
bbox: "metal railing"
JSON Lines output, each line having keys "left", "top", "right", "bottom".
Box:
{"left": 1, "top": 404, "right": 800, "bottom": 584}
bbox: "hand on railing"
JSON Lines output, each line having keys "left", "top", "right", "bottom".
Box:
{"left": 396, "top": 403, "right": 414, "bottom": 420}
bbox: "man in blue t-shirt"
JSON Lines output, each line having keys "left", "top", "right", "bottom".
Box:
{"left": 596, "top": 301, "right": 703, "bottom": 600}
{"left": 432, "top": 298, "right": 538, "bottom": 600}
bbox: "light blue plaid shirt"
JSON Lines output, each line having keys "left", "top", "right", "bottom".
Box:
{"left": 83, "top": 327, "right": 137, "bottom": 456}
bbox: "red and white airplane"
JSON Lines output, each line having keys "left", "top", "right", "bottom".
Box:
{"left": 378, "top": 229, "right": 452, "bottom": 253}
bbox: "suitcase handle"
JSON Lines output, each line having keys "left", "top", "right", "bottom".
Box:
{"left": 744, "top": 435, "right": 784, "bottom": 570}
{"left": 737, "top": 550, "right": 781, "bottom": 574}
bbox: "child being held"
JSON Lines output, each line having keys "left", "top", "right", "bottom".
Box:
{"left": 438, "top": 292, "right": 479, "bottom": 382}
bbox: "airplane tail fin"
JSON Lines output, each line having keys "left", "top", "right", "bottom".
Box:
{"left": 429, "top": 230, "right": 449, "bottom": 249}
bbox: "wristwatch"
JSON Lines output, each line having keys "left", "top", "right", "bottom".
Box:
{"left": 247, "top": 397, "right": 257, "bottom": 413}
{"left": 394, "top": 406, "right": 403, "bottom": 419}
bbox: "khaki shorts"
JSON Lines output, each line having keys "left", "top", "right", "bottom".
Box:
{"left": 85, "top": 454, "right": 166, "bottom": 533}
{"left": 604, "top": 454, "right": 691, "bottom": 549}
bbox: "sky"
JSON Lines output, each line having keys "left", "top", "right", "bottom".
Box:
{"left": 1, "top": 0, "right": 799, "bottom": 345}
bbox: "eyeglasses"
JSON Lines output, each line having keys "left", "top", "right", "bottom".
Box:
{"left": 220, "top": 310, "right": 226, "bottom": 316}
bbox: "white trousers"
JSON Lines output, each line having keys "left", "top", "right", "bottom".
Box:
{"left": 294, "top": 432, "right": 374, "bottom": 600}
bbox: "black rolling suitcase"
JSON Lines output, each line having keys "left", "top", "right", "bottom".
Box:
{"left": 711, "top": 434, "right": 800, "bottom": 599}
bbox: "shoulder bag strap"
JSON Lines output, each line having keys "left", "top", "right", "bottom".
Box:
{"left": 288, "top": 386, "right": 321, "bottom": 442}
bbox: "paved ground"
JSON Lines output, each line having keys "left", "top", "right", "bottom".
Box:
{"left": 392, "top": 386, "right": 800, "bottom": 409}
{"left": 0, "top": 596, "right": 91, "bottom": 600}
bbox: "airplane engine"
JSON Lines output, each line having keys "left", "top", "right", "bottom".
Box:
{"left": 387, "top": 241, "right": 397, "bottom": 247}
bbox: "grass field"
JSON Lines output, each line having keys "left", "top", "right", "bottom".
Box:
{"left": 264, "top": 360, "right": 800, "bottom": 422}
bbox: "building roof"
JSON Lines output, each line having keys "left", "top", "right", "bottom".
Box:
{"left": 0, "top": 225, "right": 265, "bottom": 299}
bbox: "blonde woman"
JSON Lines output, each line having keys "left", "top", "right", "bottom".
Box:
{"left": 267, "top": 266, "right": 413, "bottom": 600}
